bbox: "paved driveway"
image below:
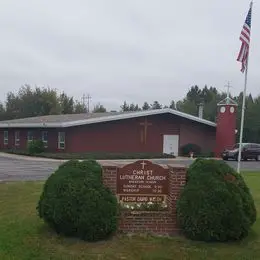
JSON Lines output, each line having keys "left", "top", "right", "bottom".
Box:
{"left": 0, "top": 154, "right": 259, "bottom": 182}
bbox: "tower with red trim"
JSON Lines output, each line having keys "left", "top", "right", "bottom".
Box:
{"left": 215, "top": 93, "right": 238, "bottom": 157}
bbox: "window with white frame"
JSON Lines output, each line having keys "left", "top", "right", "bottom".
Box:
{"left": 42, "top": 131, "right": 48, "bottom": 147}
{"left": 15, "top": 131, "right": 20, "bottom": 146}
{"left": 58, "top": 132, "right": 65, "bottom": 149}
{"left": 27, "top": 131, "right": 33, "bottom": 142}
{"left": 4, "top": 131, "right": 8, "bottom": 145}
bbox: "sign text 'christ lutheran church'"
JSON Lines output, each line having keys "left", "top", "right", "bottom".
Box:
{"left": 117, "top": 160, "right": 169, "bottom": 203}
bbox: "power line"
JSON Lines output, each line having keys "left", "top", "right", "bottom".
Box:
{"left": 82, "top": 94, "right": 91, "bottom": 113}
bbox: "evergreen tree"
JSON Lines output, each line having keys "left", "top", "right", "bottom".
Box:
{"left": 93, "top": 103, "right": 107, "bottom": 113}
{"left": 151, "top": 101, "right": 162, "bottom": 110}
{"left": 73, "top": 101, "right": 87, "bottom": 113}
{"left": 59, "top": 92, "right": 74, "bottom": 114}
{"left": 120, "top": 101, "right": 129, "bottom": 112}
{"left": 169, "top": 100, "right": 176, "bottom": 109}
{"left": 142, "top": 102, "right": 150, "bottom": 110}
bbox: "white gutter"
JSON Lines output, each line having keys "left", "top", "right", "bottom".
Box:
{"left": 0, "top": 122, "right": 64, "bottom": 128}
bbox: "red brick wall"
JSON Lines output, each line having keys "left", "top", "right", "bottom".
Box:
{"left": 215, "top": 105, "right": 237, "bottom": 157}
{"left": 67, "top": 114, "right": 180, "bottom": 154}
{"left": 67, "top": 114, "right": 216, "bottom": 154}
{"left": 101, "top": 162, "right": 187, "bottom": 236}
{"left": 0, "top": 128, "right": 63, "bottom": 152}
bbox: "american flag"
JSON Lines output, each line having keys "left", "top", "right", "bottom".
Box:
{"left": 237, "top": 2, "right": 252, "bottom": 73}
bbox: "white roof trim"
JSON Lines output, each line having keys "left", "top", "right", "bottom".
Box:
{"left": 0, "top": 122, "right": 62, "bottom": 128}
{"left": 0, "top": 108, "right": 216, "bottom": 128}
{"left": 217, "top": 96, "right": 238, "bottom": 106}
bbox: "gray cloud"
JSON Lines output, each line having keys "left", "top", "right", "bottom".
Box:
{"left": 0, "top": 0, "right": 259, "bottom": 111}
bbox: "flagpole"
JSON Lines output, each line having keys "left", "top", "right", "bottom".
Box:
{"left": 237, "top": 59, "right": 249, "bottom": 173}
{"left": 237, "top": 1, "right": 253, "bottom": 173}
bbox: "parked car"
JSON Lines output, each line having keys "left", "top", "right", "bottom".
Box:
{"left": 222, "top": 143, "right": 260, "bottom": 161}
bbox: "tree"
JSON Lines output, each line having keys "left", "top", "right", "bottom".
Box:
{"left": 176, "top": 85, "right": 203, "bottom": 116}
{"left": 34, "top": 86, "right": 61, "bottom": 115}
{"left": 186, "top": 85, "right": 202, "bottom": 104}
{"left": 176, "top": 85, "right": 226, "bottom": 121}
{"left": 169, "top": 100, "right": 176, "bottom": 109}
{"left": 151, "top": 101, "right": 162, "bottom": 110}
{"left": 176, "top": 99, "right": 197, "bottom": 116}
{"left": 59, "top": 92, "right": 74, "bottom": 114}
{"left": 129, "top": 103, "right": 141, "bottom": 111}
{"left": 93, "top": 103, "right": 107, "bottom": 113}
{"left": 5, "top": 91, "right": 20, "bottom": 119}
{"left": 120, "top": 101, "right": 129, "bottom": 112}
{"left": 120, "top": 101, "right": 140, "bottom": 112}
{"left": 234, "top": 93, "right": 260, "bottom": 143}
{"left": 73, "top": 100, "right": 87, "bottom": 113}
{"left": 142, "top": 102, "right": 150, "bottom": 110}
{"left": 0, "top": 102, "right": 6, "bottom": 121}
{"left": 4, "top": 85, "right": 61, "bottom": 119}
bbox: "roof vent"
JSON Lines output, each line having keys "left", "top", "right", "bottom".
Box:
{"left": 198, "top": 103, "right": 204, "bottom": 119}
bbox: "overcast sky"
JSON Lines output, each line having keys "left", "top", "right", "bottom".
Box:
{"left": 0, "top": 0, "right": 259, "bottom": 111}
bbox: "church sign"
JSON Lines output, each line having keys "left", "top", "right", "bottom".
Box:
{"left": 117, "top": 160, "right": 169, "bottom": 203}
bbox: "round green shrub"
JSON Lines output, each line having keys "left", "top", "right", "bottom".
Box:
{"left": 176, "top": 158, "right": 256, "bottom": 242}
{"left": 180, "top": 143, "right": 201, "bottom": 157}
{"left": 58, "top": 159, "right": 103, "bottom": 183}
{"left": 37, "top": 160, "right": 118, "bottom": 242}
{"left": 27, "top": 139, "right": 45, "bottom": 155}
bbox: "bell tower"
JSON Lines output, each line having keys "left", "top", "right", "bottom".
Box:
{"left": 215, "top": 84, "right": 238, "bottom": 157}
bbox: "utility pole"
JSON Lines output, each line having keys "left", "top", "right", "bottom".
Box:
{"left": 82, "top": 93, "right": 91, "bottom": 113}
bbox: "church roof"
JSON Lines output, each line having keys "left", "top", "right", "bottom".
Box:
{"left": 217, "top": 96, "right": 238, "bottom": 106}
{"left": 0, "top": 108, "right": 216, "bottom": 128}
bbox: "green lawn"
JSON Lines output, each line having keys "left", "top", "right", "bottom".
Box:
{"left": 0, "top": 172, "right": 260, "bottom": 260}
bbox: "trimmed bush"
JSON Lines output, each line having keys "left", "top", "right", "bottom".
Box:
{"left": 176, "top": 158, "right": 256, "bottom": 242}
{"left": 27, "top": 140, "right": 45, "bottom": 154}
{"left": 180, "top": 143, "right": 201, "bottom": 157}
{"left": 58, "top": 159, "right": 102, "bottom": 183}
{"left": 37, "top": 160, "right": 118, "bottom": 242}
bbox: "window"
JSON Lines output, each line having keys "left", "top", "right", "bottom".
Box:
{"left": 15, "top": 131, "right": 20, "bottom": 146}
{"left": 58, "top": 132, "right": 65, "bottom": 149}
{"left": 251, "top": 144, "right": 260, "bottom": 149}
{"left": 42, "top": 131, "right": 48, "bottom": 147}
{"left": 27, "top": 131, "right": 33, "bottom": 142}
{"left": 4, "top": 131, "right": 8, "bottom": 145}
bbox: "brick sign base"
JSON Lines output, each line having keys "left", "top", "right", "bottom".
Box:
{"left": 101, "top": 160, "right": 187, "bottom": 236}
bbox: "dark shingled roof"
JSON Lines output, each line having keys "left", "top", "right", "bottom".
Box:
{"left": 0, "top": 108, "right": 216, "bottom": 128}
{"left": 0, "top": 112, "right": 124, "bottom": 124}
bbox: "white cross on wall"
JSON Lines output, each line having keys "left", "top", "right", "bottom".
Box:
{"left": 140, "top": 161, "right": 147, "bottom": 169}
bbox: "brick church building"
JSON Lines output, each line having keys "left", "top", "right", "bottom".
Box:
{"left": 0, "top": 96, "right": 237, "bottom": 157}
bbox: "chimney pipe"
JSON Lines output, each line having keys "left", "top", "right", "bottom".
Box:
{"left": 198, "top": 103, "right": 204, "bottom": 119}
